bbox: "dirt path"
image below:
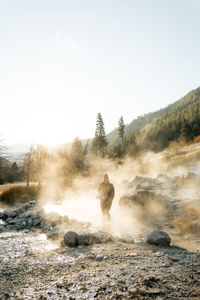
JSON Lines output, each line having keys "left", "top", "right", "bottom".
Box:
{"left": 0, "top": 231, "right": 199, "bottom": 300}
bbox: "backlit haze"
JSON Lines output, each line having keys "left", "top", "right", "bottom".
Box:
{"left": 0, "top": 0, "right": 200, "bottom": 147}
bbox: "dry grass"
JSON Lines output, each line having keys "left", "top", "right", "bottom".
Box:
{"left": 163, "top": 142, "right": 200, "bottom": 169}
{"left": 0, "top": 183, "right": 29, "bottom": 195}
{"left": 0, "top": 184, "right": 40, "bottom": 207}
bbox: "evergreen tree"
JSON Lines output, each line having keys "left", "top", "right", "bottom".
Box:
{"left": 91, "top": 132, "right": 98, "bottom": 156}
{"left": 180, "top": 120, "right": 193, "bottom": 144}
{"left": 70, "top": 137, "right": 85, "bottom": 171}
{"left": 118, "top": 116, "right": 125, "bottom": 145}
{"left": 91, "top": 113, "right": 108, "bottom": 157}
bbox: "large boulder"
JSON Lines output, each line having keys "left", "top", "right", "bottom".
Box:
{"left": 64, "top": 231, "right": 78, "bottom": 247}
{"left": 133, "top": 176, "right": 164, "bottom": 191}
{"left": 119, "top": 190, "right": 166, "bottom": 208}
{"left": 146, "top": 230, "right": 171, "bottom": 246}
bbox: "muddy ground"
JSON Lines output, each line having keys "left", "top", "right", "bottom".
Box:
{"left": 0, "top": 230, "right": 200, "bottom": 300}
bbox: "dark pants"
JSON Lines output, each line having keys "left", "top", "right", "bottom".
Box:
{"left": 100, "top": 197, "right": 112, "bottom": 221}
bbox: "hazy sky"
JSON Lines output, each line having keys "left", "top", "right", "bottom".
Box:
{"left": 0, "top": 0, "right": 200, "bottom": 146}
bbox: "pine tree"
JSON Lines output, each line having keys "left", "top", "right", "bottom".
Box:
{"left": 70, "top": 137, "right": 85, "bottom": 171}
{"left": 118, "top": 116, "right": 125, "bottom": 145}
{"left": 91, "top": 132, "right": 98, "bottom": 156}
{"left": 91, "top": 113, "right": 108, "bottom": 157}
{"left": 180, "top": 120, "right": 193, "bottom": 144}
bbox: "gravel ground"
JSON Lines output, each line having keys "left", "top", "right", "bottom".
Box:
{"left": 0, "top": 231, "right": 200, "bottom": 300}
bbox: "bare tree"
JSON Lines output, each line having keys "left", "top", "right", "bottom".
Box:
{"left": 23, "top": 144, "right": 34, "bottom": 188}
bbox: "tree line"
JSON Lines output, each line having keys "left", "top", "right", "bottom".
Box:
{"left": 1, "top": 86, "right": 200, "bottom": 186}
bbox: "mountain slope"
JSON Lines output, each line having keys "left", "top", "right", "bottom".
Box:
{"left": 132, "top": 86, "right": 200, "bottom": 152}
{"left": 107, "top": 108, "right": 166, "bottom": 147}
{"left": 107, "top": 86, "right": 200, "bottom": 153}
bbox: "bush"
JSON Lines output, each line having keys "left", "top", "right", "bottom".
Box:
{"left": 0, "top": 185, "right": 40, "bottom": 206}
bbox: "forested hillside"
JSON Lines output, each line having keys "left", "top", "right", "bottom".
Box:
{"left": 136, "top": 86, "right": 200, "bottom": 152}
{"left": 107, "top": 108, "right": 166, "bottom": 147}
{"left": 109, "top": 86, "right": 200, "bottom": 156}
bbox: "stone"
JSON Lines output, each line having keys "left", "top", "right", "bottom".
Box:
{"left": 0, "top": 224, "right": 5, "bottom": 233}
{"left": 6, "top": 218, "right": 17, "bottom": 225}
{"left": 0, "top": 212, "right": 4, "bottom": 219}
{"left": 40, "top": 222, "right": 51, "bottom": 232}
{"left": 16, "top": 207, "right": 25, "bottom": 215}
{"left": 27, "top": 219, "right": 33, "bottom": 227}
{"left": 91, "top": 231, "right": 113, "bottom": 243}
{"left": 32, "top": 218, "right": 41, "bottom": 226}
{"left": 146, "top": 230, "right": 171, "bottom": 246}
{"left": 6, "top": 224, "right": 16, "bottom": 230}
{"left": 78, "top": 234, "right": 93, "bottom": 245}
{"left": 22, "top": 203, "right": 33, "bottom": 210}
{"left": 3, "top": 209, "right": 18, "bottom": 219}
{"left": 15, "top": 222, "right": 27, "bottom": 230}
{"left": 29, "top": 200, "right": 37, "bottom": 205}
{"left": 47, "top": 226, "right": 60, "bottom": 239}
{"left": 64, "top": 231, "right": 78, "bottom": 247}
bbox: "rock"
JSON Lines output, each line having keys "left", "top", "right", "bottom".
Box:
{"left": 40, "top": 221, "right": 51, "bottom": 232}
{"left": 22, "top": 203, "right": 33, "bottom": 210}
{"left": 133, "top": 176, "right": 164, "bottom": 190}
{"left": 91, "top": 231, "right": 113, "bottom": 243}
{"left": 15, "top": 217, "right": 27, "bottom": 225}
{"left": 155, "top": 251, "right": 164, "bottom": 257}
{"left": 64, "top": 231, "right": 78, "bottom": 247}
{"left": 15, "top": 222, "right": 27, "bottom": 230}
{"left": 29, "top": 200, "right": 37, "bottom": 205}
{"left": 3, "top": 209, "right": 18, "bottom": 219}
{"left": 6, "top": 224, "right": 16, "bottom": 230}
{"left": 47, "top": 226, "right": 60, "bottom": 239}
{"left": 5, "top": 218, "right": 17, "bottom": 225}
{"left": 116, "top": 235, "right": 135, "bottom": 243}
{"left": 32, "top": 218, "right": 41, "bottom": 226}
{"left": 119, "top": 190, "right": 167, "bottom": 208}
{"left": 96, "top": 256, "right": 104, "bottom": 261}
{"left": 25, "top": 211, "right": 40, "bottom": 219}
{"left": 0, "top": 224, "right": 5, "bottom": 233}
{"left": 16, "top": 207, "right": 25, "bottom": 215}
{"left": 78, "top": 234, "right": 93, "bottom": 245}
{"left": 146, "top": 230, "right": 171, "bottom": 246}
{"left": 0, "top": 212, "right": 4, "bottom": 219}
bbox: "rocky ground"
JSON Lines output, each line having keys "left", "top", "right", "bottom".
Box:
{"left": 0, "top": 230, "right": 200, "bottom": 300}
{"left": 0, "top": 173, "right": 200, "bottom": 299}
